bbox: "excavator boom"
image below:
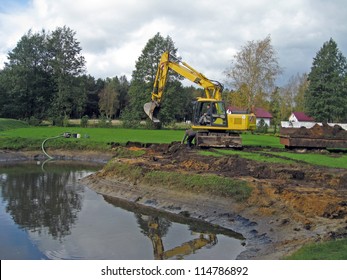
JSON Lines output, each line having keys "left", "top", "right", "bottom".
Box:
{"left": 144, "top": 51, "right": 223, "bottom": 123}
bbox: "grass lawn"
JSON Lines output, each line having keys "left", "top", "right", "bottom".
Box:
{"left": 0, "top": 126, "right": 184, "bottom": 143}
{"left": 0, "top": 120, "right": 284, "bottom": 150}
{"left": 242, "top": 133, "right": 283, "bottom": 148}
{"left": 0, "top": 126, "right": 186, "bottom": 150}
{"left": 285, "top": 238, "right": 347, "bottom": 260}
{"left": 267, "top": 151, "right": 347, "bottom": 169}
{"left": 200, "top": 145, "right": 347, "bottom": 169}
{"left": 199, "top": 149, "right": 297, "bottom": 165}
{"left": 0, "top": 118, "right": 29, "bottom": 131}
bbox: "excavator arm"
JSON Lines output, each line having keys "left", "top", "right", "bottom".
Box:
{"left": 144, "top": 51, "right": 223, "bottom": 122}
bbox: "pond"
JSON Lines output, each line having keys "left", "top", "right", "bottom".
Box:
{"left": 0, "top": 160, "right": 245, "bottom": 260}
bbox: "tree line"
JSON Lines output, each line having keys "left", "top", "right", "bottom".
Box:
{"left": 0, "top": 27, "right": 346, "bottom": 127}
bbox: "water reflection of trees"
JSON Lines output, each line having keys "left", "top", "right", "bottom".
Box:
{"left": 0, "top": 163, "right": 84, "bottom": 240}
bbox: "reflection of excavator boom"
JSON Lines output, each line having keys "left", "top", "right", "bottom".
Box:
{"left": 148, "top": 217, "right": 217, "bottom": 260}
{"left": 162, "top": 234, "right": 217, "bottom": 260}
{"left": 144, "top": 51, "right": 256, "bottom": 148}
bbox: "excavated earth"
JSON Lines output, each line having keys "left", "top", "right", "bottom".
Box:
{"left": 81, "top": 142, "right": 347, "bottom": 260}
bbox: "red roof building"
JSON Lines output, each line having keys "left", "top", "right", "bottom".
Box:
{"left": 289, "top": 112, "right": 315, "bottom": 122}
{"left": 254, "top": 107, "right": 272, "bottom": 119}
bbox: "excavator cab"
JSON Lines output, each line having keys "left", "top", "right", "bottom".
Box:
{"left": 193, "top": 99, "right": 228, "bottom": 128}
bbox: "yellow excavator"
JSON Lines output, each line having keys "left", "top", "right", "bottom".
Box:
{"left": 144, "top": 51, "right": 256, "bottom": 147}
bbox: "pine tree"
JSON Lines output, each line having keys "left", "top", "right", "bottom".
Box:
{"left": 122, "top": 33, "right": 180, "bottom": 126}
{"left": 305, "top": 38, "right": 347, "bottom": 122}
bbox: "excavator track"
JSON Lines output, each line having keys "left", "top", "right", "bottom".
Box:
{"left": 196, "top": 131, "right": 242, "bottom": 148}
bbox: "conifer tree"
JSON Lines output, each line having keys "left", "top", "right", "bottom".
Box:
{"left": 305, "top": 38, "right": 347, "bottom": 122}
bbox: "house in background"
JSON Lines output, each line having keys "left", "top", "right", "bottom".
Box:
{"left": 254, "top": 107, "right": 272, "bottom": 127}
{"left": 227, "top": 106, "right": 273, "bottom": 126}
{"left": 289, "top": 112, "right": 315, "bottom": 123}
{"left": 281, "top": 111, "right": 316, "bottom": 128}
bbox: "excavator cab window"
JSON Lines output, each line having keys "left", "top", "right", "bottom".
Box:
{"left": 193, "top": 101, "right": 227, "bottom": 127}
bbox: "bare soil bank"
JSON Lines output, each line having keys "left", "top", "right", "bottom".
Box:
{"left": 81, "top": 142, "right": 347, "bottom": 259}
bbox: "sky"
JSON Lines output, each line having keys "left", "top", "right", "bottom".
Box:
{"left": 1, "top": 0, "right": 347, "bottom": 86}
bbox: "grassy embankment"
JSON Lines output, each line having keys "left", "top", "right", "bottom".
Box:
{"left": 103, "top": 161, "right": 252, "bottom": 202}
{"left": 199, "top": 149, "right": 347, "bottom": 169}
{"left": 285, "top": 238, "right": 347, "bottom": 260}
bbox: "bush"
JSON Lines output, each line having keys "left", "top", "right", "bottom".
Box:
{"left": 27, "top": 116, "right": 40, "bottom": 126}
{"left": 51, "top": 116, "right": 64, "bottom": 126}
{"left": 120, "top": 110, "right": 141, "bottom": 128}
{"left": 63, "top": 115, "right": 70, "bottom": 127}
{"left": 80, "top": 115, "right": 89, "bottom": 128}
{"left": 98, "top": 115, "right": 111, "bottom": 128}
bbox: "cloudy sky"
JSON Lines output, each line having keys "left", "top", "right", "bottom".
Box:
{"left": 1, "top": 0, "right": 347, "bottom": 86}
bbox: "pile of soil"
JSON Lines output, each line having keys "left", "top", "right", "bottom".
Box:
{"left": 281, "top": 123, "right": 347, "bottom": 139}
{"left": 82, "top": 142, "right": 347, "bottom": 259}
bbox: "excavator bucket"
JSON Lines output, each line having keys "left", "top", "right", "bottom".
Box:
{"left": 144, "top": 101, "right": 160, "bottom": 123}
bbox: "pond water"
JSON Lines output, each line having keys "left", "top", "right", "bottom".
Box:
{"left": 0, "top": 161, "right": 245, "bottom": 260}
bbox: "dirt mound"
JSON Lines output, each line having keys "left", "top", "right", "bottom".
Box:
{"left": 281, "top": 123, "right": 347, "bottom": 139}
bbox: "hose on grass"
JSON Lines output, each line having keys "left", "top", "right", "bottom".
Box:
{"left": 41, "top": 134, "right": 64, "bottom": 159}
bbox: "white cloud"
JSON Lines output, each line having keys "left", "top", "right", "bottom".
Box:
{"left": 1, "top": 0, "right": 347, "bottom": 86}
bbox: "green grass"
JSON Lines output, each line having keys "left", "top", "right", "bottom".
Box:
{"left": 0, "top": 118, "right": 29, "bottom": 131}
{"left": 286, "top": 238, "right": 347, "bottom": 260}
{"left": 199, "top": 149, "right": 297, "bottom": 165}
{"left": 199, "top": 148, "right": 347, "bottom": 169}
{"left": 104, "top": 161, "right": 252, "bottom": 201}
{"left": 0, "top": 121, "right": 283, "bottom": 146}
{"left": 0, "top": 126, "right": 183, "bottom": 142}
{"left": 0, "top": 127, "right": 185, "bottom": 150}
{"left": 242, "top": 133, "right": 283, "bottom": 148}
{"left": 269, "top": 151, "right": 347, "bottom": 169}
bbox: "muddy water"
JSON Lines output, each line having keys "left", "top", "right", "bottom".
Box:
{"left": 0, "top": 161, "right": 245, "bottom": 260}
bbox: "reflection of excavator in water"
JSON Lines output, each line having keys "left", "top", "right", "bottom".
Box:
{"left": 142, "top": 215, "right": 217, "bottom": 260}
{"left": 144, "top": 51, "right": 256, "bottom": 147}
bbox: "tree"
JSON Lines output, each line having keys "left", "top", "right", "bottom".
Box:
{"left": 294, "top": 73, "right": 309, "bottom": 112}
{"left": 224, "top": 85, "right": 249, "bottom": 109}
{"left": 1, "top": 30, "right": 53, "bottom": 120}
{"left": 98, "top": 77, "right": 119, "bottom": 119}
{"left": 269, "top": 87, "right": 281, "bottom": 133}
{"left": 279, "top": 73, "right": 309, "bottom": 119}
{"left": 122, "top": 33, "right": 179, "bottom": 126}
{"left": 116, "top": 75, "right": 130, "bottom": 118}
{"left": 47, "top": 26, "right": 86, "bottom": 120}
{"left": 305, "top": 38, "right": 347, "bottom": 122}
{"left": 0, "top": 26, "right": 87, "bottom": 122}
{"left": 225, "top": 35, "right": 282, "bottom": 109}
{"left": 81, "top": 76, "right": 104, "bottom": 118}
